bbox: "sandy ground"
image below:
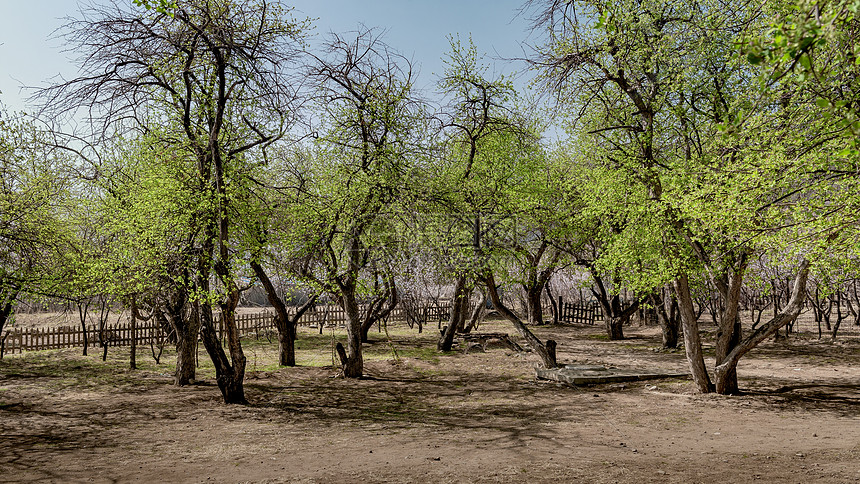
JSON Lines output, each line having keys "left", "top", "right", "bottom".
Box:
{"left": 0, "top": 321, "right": 858, "bottom": 483}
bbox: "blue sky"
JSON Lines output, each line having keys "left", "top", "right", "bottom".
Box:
{"left": 0, "top": 1, "right": 541, "bottom": 114}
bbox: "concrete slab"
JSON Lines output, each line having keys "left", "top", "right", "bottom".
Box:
{"left": 535, "top": 364, "right": 689, "bottom": 386}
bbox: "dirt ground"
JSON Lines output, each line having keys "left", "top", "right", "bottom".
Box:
{"left": 1, "top": 320, "right": 858, "bottom": 483}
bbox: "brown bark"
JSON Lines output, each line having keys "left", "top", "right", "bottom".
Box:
{"left": 591, "top": 275, "right": 638, "bottom": 340}
{"left": 713, "top": 258, "right": 747, "bottom": 395}
{"left": 657, "top": 291, "right": 680, "bottom": 349}
{"left": 359, "top": 275, "right": 398, "bottom": 343}
{"left": 161, "top": 287, "right": 197, "bottom": 387}
{"left": 77, "top": 300, "right": 89, "bottom": 356}
{"left": 216, "top": 286, "right": 246, "bottom": 403}
{"left": 0, "top": 294, "right": 15, "bottom": 351}
{"left": 484, "top": 272, "right": 557, "bottom": 368}
{"left": 251, "top": 261, "right": 318, "bottom": 366}
{"left": 463, "top": 290, "right": 487, "bottom": 333}
{"left": 545, "top": 283, "right": 559, "bottom": 325}
{"left": 174, "top": 321, "right": 198, "bottom": 385}
{"left": 196, "top": 267, "right": 246, "bottom": 404}
{"left": 129, "top": 298, "right": 137, "bottom": 370}
{"left": 438, "top": 275, "right": 467, "bottom": 351}
{"left": 525, "top": 287, "right": 544, "bottom": 326}
{"left": 713, "top": 260, "right": 809, "bottom": 394}
{"left": 520, "top": 242, "right": 559, "bottom": 326}
{"left": 341, "top": 291, "right": 364, "bottom": 378}
{"left": 674, "top": 275, "right": 714, "bottom": 393}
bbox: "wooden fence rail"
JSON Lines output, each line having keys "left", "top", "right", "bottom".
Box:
{"left": 1, "top": 304, "right": 437, "bottom": 355}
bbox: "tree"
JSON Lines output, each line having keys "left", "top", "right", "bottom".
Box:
{"left": 89, "top": 134, "right": 205, "bottom": 383}
{"left": 291, "top": 29, "right": 418, "bottom": 378}
{"left": 533, "top": 0, "right": 811, "bottom": 394}
{"left": 0, "top": 111, "right": 76, "bottom": 339}
{"left": 40, "top": 0, "right": 309, "bottom": 403}
{"left": 417, "top": 39, "right": 561, "bottom": 366}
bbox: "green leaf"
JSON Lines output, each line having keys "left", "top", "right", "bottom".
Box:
{"left": 747, "top": 52, "right": 764, "bottom": 65}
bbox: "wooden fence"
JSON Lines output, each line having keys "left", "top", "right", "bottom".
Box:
{"left": 0, "top": 304, "right": 438, "bottom": 355}
{"left": 559, "top": 300, "right": 600, "bottom": 325}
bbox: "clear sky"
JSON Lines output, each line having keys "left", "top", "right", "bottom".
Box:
{"left": 0, "top": 0, "right": 541, "bottom": 115}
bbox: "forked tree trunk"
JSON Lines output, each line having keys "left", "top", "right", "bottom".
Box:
{"left": 163, "top": 288, "right": 198, "bottom": 386}
{"left": 359, "top": 278, "right": 398, "bottom": 344}
{"left": 251, "top": 261, "right": 318, "bottom": 366}
{"left": 196, "top": 270, "right": 247, "bottom": 404}
{"left": 714, "top": 261, "right": 809, "bottom": 394}
{"left": 652, "top": 291, "right": 680, "bottom": 349}
{"left": 78, "top": 300, "right": 90, "bottom": 356}
{"left": 217, "top": 289, "right": 246, "bottom": 403}
{"left": 591, "top": 275, "right": 638, "bottom": 340}
{"left": 601, "top": 296, "right": 639, "bottom": 340}
{"left": 712, "top": 258, "right": 747, "bottom": 395}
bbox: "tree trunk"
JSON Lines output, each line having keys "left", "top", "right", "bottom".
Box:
{"left": 216, "top": 289, "right": 246, "bottom": 403}
{"left": 0, "top": 295, "right": 15, "bottom": 347}
{"left": 196, "top": 270, "right": 246, "bottom": 404}
{"left": 165, "top": 291, "right": 197, "bottom": 386}
{"left": 130, "top": 298, "right": 138, "bottom": 370}
{"left": 674, "top": 275, "right": 714, "bottom": 393}
{"left": 463, "top": 290, "right": 487, "bottom": 333}
{"left": 526, "top": 287, "right": 544, "bottom": 326}
{"left": 831, "top": 292, "right": 843, "bottom": 341}
{"left": 341, "top": 291, "right": 364, "bottom": 378}
{"left": 78, "top": 301, "right": 90, "bottom": 356}
{"left": 604, "top": 313, "right": 625, "bottom": 340}
{"left": 438, "top": 275, "right": 467, "bottom": 351}
{"left": 174, "top": 317, "right": 198, "bottom": 385}
{"left": 590, "top": 275, "right": 638, "bottom": 340}
{"left": 545, "top": 283, "right": 559, "bottom": 325}
{"left": 251, "top": 261, "right": 318, "bottom": 367}
{"left": 359, "top": 276, "right": 398, "bottom": 343}
{"left": 484, "top": 272, "right": 557, "bottom": 368}
{"left": 714, "top": 261, "right": 809, "bottom": 394}
{"left": 653, "top": 291, "right": 679, "bottom": 349}
{"left": 455, "top": 288, "right": 471, "bottom": 332}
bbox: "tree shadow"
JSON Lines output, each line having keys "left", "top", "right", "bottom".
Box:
{"left": 742, "top": 382, "right": 860, "bottom": 417}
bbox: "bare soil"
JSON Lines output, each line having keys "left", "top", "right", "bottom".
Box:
{"left": 0, "top": 320, "right": 858, "bottom": 483}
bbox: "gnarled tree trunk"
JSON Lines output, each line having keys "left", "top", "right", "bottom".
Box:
{"left": 196, "top": 264, "right": 247, "bottom": 404}
{"left": 359, "top": 275, "right": 398, "bottom": 344}
{"left": 714, "top": 261, "right": 809, "bottom": 394}
{"left": 652, "top": 290, "right": 680, "bottom": 349}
